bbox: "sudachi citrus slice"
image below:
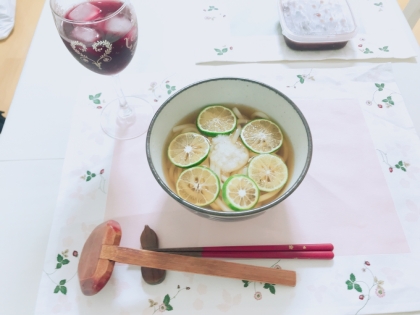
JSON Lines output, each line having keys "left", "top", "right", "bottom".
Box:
{"left": 248, "top": 154, "right": 288, "bottom": 192}
{"left": 168, "top": 132, "right": 210, "bottom": 168}
{"left": 241, "top": 119, "right": 283, "bottom": 154}
{"left": 176, "top": 166, "right": 220, "bottom": 206}
{"left": 197, "top": 105, "right": 237, "bottom": 137}
{"left": 222, "top": 175, "right": 259, "bottom": 211}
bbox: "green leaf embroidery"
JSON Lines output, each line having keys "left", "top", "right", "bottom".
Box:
{"left": 166, "top": 84, "right": 170, "bottom": 89}
{"left": 242, "top": 280, "right": 249, "bottom": 287}
{"left": 163, "top": 294, "right": 170, "bottom": 305}
{"left": 57, "top": 254, "right": 63, "bottom": 262}
{"left": 86, "top": 176, "right": 91, "bottom": 182}
{"left": 269, "top": 285, "right": 276, "bottom": 294}
{"left": 87, "top": 171, "right": 91, "bottom": 175}
{"left": 354, "top": 283, "right": 362, "bottom": 292}
{"left": 166, "top": 304, "right": 173, "bottom": 311}
{"left": 62, "top": 259, "right": 70, "bottom": 265}
{"left": 91, "top": 173, "right": 96, "bottom": 178}
{"left": 222, "top": 48, "right": 228, "bottom": 53}
{"left": 89, "top": 95, "right": 94, "bottom": 100}
{"left": 346, "top": 280, "right": 353, "bottom": 290}
{"left": 59, "top": 279, "right": 66, "bottom": 285}
{"left": 375, "top": 83, "right": 384, "bottom": 91}
{"left": 389, "top": 101, "right": 394, "bottom": 105}
{"left": 54, "top": 286, "right": 60, "bottom": 294}
{"left": 263, "top": 283, "right": 270, "bottom": 289}
{"left": 395, "top": 164, "right": 401, "bottom": 169}
{"left": 56, "top": 263, "right": 62, "bottom": 269}
{"left": 93, "top": 99, "right": 100, "bottom": 104}
{"left": 60, "top": 286, "right": 67, "bottom": 295}
{"left": 171, "top": 86, "right": 176, "bottom": 91}
{"left": 167, "top": 90, "right": 172, "bottom": 95}
{"left": 95, "top": 93, "right": 101, "bottom": 98}
{"left": 214, "top": 49, "right": 221, "bottom": 53}
{"left": 398, "top": 161, "right": 403, "bottom": 166}
{"left": 383, "top": 99, "right": 389, "bottom": 103}
{"left": 401, "top": 167, "right": 407, "bottom": 172}
{"left": 350, "top": 273, "right": 356, "bottom": 282}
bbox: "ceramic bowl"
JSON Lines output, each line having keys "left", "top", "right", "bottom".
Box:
{"left": 146, "top": 78, "right": 312, "bottom": 220}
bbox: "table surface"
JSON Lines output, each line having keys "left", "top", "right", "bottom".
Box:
{"left": 2, "top": 1, "right": 420, "bottom": 314}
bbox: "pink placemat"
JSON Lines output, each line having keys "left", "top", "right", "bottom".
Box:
{"left": 105, "top": 98, "right": 409, "bottom": 256}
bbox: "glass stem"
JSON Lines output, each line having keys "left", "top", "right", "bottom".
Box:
{"left": 113, "top": 74, "right": 132, "bottom": 118}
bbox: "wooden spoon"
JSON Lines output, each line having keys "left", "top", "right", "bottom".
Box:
{"left": 78, "top": 220, "right": 297, "bottom": 296}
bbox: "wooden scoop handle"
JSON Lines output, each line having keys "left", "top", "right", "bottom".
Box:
{"left": 101, "top": 245, "right": 296, "bottom": 287}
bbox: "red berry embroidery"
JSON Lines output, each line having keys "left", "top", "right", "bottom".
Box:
{"left": 365, "top": 261, "right": 370, "bottom": 266}
{"left": 73, "top": 251, "right": 78, "bottom": 257}
{"left": 389, "top": 167, "right": 393, "bottom": 173}
{"left": 230, "top": 46, "right": 233, "bottom": 50}
{"left": 359, "top": 295, "right": 364, "bottom": 300}
{"left": 358, "top": 44, "right": 363, "bottom": 47}
{"left": 97, "top": 106, "right": 102, "bottom": 109}
{"left": 378, "top": 104, "right": 383, "bottom": 108}
{"left": 100, "top": 169, "right": 105, "bottom": 174}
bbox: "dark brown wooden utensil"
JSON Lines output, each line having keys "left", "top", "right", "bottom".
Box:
{"left": 140, "top": 225, "right": 166, "bottom": 285}
{"left": 78, "top": 220, "right": 297, "bottom": 296}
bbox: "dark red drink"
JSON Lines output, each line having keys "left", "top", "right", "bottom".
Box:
{"left": 60, "top": 1, "right": 137, "bottom": 75}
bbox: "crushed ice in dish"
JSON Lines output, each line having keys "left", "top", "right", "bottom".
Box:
{"left": 71, "top": 26, "right": 100, "bottom": 44}
{"left": 281, "top": 0, "right": 355, "bottom": 35}
{"left": 68, "top": 3, "right": 102, "bottom": 21}
{"left": 210, "top": 135, "right": 249, "bottom": 173}
{"left": 104, "top": 17, "right": 132, "bottom": 36}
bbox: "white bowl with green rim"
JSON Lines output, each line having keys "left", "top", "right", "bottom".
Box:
{"left": 146, "top": 78, "right": 312, "bottom": 221}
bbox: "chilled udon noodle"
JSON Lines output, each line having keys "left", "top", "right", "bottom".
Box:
{"left": 163, "top": 104, "right": 293, "bottom": 211}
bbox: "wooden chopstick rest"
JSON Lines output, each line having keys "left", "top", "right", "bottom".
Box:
{"left": 140, "top": 225, "right": 166, "bottom": 285}
{"left": 78, "top": 220, "right": 297, "bottom": 296}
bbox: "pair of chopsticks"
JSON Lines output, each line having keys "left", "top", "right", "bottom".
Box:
{"left": 155, "top": 244, "right": 334, "bottom": 260}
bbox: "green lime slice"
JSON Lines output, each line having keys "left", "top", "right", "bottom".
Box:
{"left": 222, "top": 175, "right": 259, "bottom": 211}
{"left": 176, "top": 166, "right": 220, "bottom": 206}
{"left": 168, "top": 132, "right": 210, "bottom": 168}
{"left": 248, "top": 154, "right": 288, "bottom": 192}
{"left": 197, "top": 105, "right": 237, "bottom": 137}
{"left": 241, "top": 119, "right": 283, "bottom": 153}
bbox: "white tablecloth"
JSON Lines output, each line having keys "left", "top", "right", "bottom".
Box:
{"left": 1, "top": 0, "right": 420, "bottom": 314}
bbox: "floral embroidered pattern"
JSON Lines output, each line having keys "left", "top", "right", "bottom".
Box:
{"left": 346, "top": 261, "right": 385, "bottom": 314}
{"left": 89, "top": 93, "right": 102, "bottom": 105}
{"left": 286, "top": 70, "right": 314, "bottom": 88}
{"left": 214, "top": 47, "right": 229, "bottom": 55}
{"left": 71, "top": 40, "right": 112, "bottom": 69}
{"left": 81, "top": 169, "right": 107, "bottom": 193}
{"left": 374, "top": 2, "right": 384, "bottom": 11}
{"left": 147, "top": 285, "right": 190, "bottom": 313}
{"left": 366, "top": 83, "right": 399, "bottom": 108}
{"left": 241, "top": 261, "right": 280, "bottom": 299}
{"left": 44, "top": 249, "right": 79, "bottom": 295}
{"left": 377, "top": 150, "right": 410, "bottom": 173}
